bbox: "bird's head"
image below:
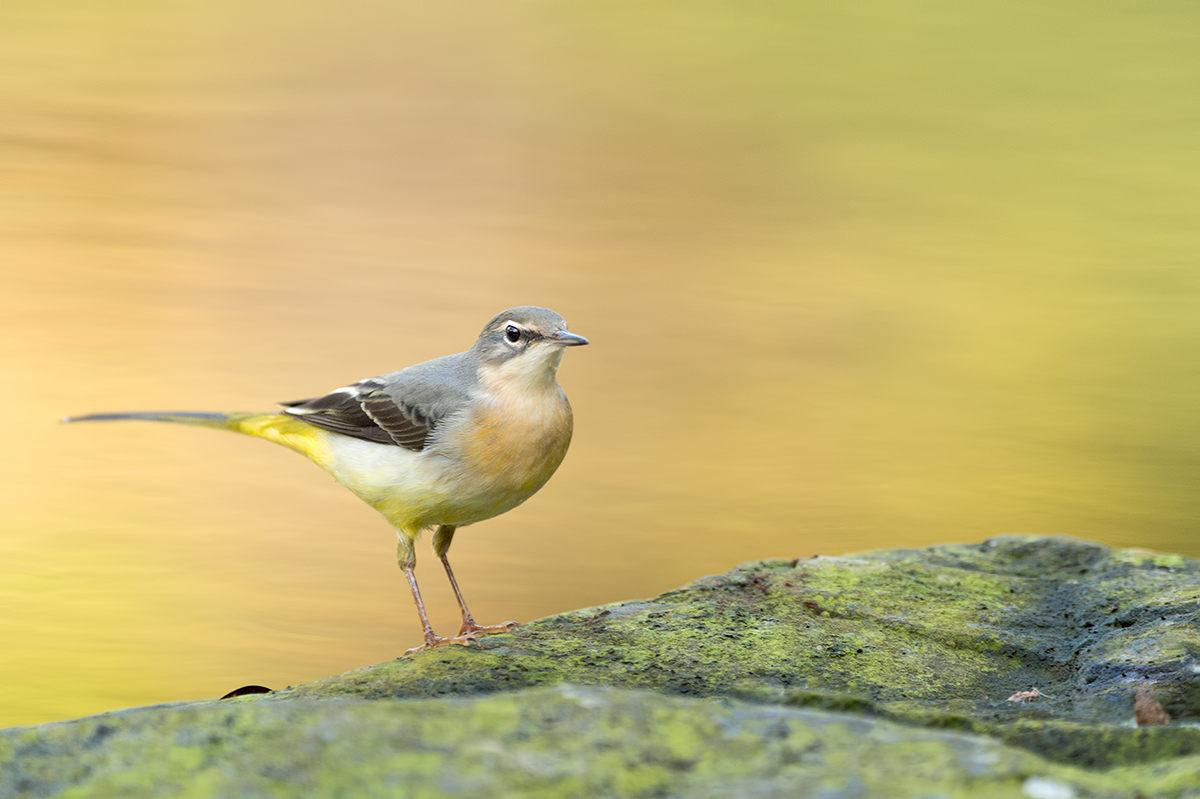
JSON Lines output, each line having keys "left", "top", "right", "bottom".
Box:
{"left": 474, "top": 306, "right": 588, "bottom": 389}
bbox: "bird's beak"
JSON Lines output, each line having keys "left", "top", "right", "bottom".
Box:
{"left": 550, "top": 330, "right": 589, "bottom": 347}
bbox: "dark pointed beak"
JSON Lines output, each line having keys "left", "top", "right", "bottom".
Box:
{"left": 551, "top": 330, "right": 589, "bottom": 347}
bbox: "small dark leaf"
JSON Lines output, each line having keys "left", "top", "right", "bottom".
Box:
{"left": 220, "top": 685, "right": 273, "bottom": 700}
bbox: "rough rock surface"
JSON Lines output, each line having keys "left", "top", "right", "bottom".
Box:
{"left": 4, "top": 536, "right": 1200, "bottom": 797}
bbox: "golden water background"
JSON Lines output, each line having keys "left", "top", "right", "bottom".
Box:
{"left": 3, "top": 2, "right": 1199, "bottom": 726}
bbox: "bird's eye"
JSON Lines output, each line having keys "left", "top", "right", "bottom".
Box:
{"left": 504, "top": 325, "right": 521, "bottom": 343}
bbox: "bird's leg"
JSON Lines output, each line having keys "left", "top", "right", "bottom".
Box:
{"left": 397, "top": 533, "right": 474, "bottom": 655}
{"left": 432, "top": 524, "right": 518, "bottom": 638}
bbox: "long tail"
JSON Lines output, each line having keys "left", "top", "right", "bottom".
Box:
{"left": 63, "top": 411, "right": 333, "bottom": 467}
{"left": 63, "top": 411, "right": 245, "bottom": 430}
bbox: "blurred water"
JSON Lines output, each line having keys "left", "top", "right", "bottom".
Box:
{"left": 2, "top": 1, "right": 1199, "bottom": 726}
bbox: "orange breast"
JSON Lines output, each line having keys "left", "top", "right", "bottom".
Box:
{"left": 457, "top": 391, "right": 574, "bottom": 498}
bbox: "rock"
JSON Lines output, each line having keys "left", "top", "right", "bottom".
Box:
{"left": 290, "top": 535, "right": 1200, "bottom": 769}
{"left": 5, "top": 684, "right": 1199, "bottom": 799}
{"left": 4, "top": 535, "right": 1200, "bottom": 797}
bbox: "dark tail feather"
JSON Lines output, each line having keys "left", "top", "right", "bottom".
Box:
{"left": 62, "top": 411, "right": 236, "bottom": 430}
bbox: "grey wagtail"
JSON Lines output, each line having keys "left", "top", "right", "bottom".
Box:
{"left": 65, "top": 306, "right": 588, "bottom": 653}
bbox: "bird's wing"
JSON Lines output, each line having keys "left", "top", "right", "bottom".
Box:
{"left": 279, "top": 354, "right": 474, "bottom": 452}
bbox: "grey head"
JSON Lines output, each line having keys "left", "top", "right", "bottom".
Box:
{"left": 473, "top": 307, "right": 588, "bottom": 371}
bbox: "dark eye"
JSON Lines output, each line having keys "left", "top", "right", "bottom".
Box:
{"left": 504, "top": 325, "right": 521, "bottom": 343}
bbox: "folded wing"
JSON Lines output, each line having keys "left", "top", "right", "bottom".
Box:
{"left": 280, "top": 379, "right": 434, "bottom": 451}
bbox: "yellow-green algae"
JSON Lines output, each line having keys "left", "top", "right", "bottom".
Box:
{"left": 279, "top": 536, "right": 1200, "bottom": 766}
{"left": 4, "top": 536, "right": 1200, "bottom": 797}
{"left": 1, "top": 686, "right": 1197, "bottom": 798}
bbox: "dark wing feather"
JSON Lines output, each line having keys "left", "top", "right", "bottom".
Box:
{"left": 359, "top": 385, "right": 432, "bottom": 450}
{"left": 279, "top": 378, "right": 434, "bottom": 451}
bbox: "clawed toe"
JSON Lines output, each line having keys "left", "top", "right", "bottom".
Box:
{"left": 403, "top": 632, "right": 478, "bottom": 656}
{"left": 459, "top": 620, "right": 518, "bottom": 637}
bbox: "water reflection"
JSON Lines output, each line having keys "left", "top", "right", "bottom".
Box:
{"left": 3, "top": 1, "right": 1199, "bottom": 726}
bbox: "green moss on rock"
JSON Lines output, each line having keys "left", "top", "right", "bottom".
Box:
{"left": 5, "top": 535, "right": 1200, "bottom": 796}
{"left": 3, "top": 686, "right": 1199, "bottom": 798}
{"left": 282, "top": 536, "right": 1200, "bottom": 768}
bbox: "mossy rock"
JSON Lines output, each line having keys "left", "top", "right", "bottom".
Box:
{"left": 6, "top": 685, "right": 1200, "bottom": 799}
{"left": 290, "top": 535, "right": 1200, "bottom": 769}
{"left": 4, "top": 535, "right": 1200, "bottom": 797}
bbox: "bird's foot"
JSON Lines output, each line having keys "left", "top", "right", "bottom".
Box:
{"left": 459, "top": 620, "right": 518, "bottom": 638}
{"left": 403, "top": 632, "right": 477, "bottom": 656}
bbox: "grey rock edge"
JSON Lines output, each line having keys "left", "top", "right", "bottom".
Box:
{"left": 4, "top": 535, "right": 1200, "bottom": 798}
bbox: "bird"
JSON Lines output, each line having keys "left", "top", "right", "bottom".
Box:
{"left": 65, "top": 306, "right": 588, "bottom": 654}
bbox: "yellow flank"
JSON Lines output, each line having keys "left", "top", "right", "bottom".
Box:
{"left": 224, "top": 412, "right": 335, "bottom": 470}
{"left": 319, "top": 433, "right": 445, "bottom": 532}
